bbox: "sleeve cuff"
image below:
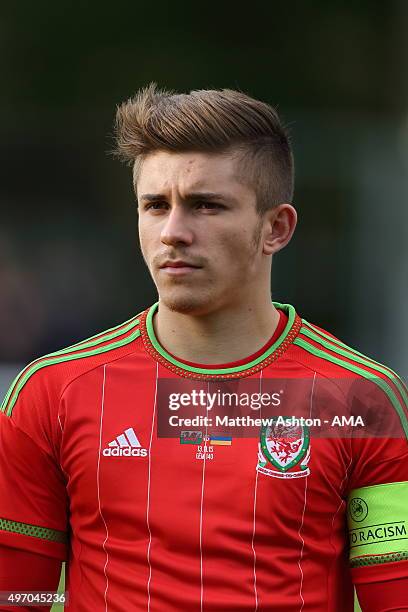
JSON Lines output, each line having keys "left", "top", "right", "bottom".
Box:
{"left": 352, "top": 559, "right": 408, "bottom": 584}
{"left": 0, "top": 530, "right": 67, "bottom": 561}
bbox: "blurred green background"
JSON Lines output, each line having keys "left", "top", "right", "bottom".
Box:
{"left": 1, "top": 1, "right": 407, "bottom": 378}
{"left": 2, "top": 3, "right": 408, "bottom": 610}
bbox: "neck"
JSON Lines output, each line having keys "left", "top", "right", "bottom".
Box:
{"left": 153, "top": 294, "right": 280, "bottom": 365}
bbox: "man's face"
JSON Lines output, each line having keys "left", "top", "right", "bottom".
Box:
{"left": 137, "top": 150, "right": 267, "bottom": 315}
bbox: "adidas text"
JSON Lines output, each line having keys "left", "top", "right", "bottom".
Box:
{"left": 103, "top": 447, "right": 148, "bottom": 457}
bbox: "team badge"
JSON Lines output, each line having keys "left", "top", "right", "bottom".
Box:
{"left": 257, "top": 418, "right": 311, "bottom": 479}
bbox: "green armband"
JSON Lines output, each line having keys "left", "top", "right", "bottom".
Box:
{"left": 347, "top": 481, "right": 408, "bottom": 568}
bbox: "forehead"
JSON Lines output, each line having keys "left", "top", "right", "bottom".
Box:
{"left": 135, "top": 150, "right": 248, "bottom": 195}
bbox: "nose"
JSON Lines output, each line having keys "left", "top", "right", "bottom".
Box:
{"left": 160, "top": 206, "right": 194, "bottom": 247}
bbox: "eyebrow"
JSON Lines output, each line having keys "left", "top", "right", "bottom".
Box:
{"left": 139, "top": 192, "right": 233, "bottom": 203}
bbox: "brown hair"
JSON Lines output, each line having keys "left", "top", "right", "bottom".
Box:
{"left": 114, "top": 83, "right": 294, "bottom": 214}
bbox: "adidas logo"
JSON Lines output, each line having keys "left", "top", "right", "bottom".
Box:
{"left": 102, "top": 427, "right": 148, "bottom": 457}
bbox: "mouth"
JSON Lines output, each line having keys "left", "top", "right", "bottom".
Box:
{"left": 159, "top": 260, "right": 202, "bottom": 276}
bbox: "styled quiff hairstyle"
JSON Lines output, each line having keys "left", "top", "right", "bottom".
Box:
{"left": 114, "top": 83, "right": 294, "bottom": 214}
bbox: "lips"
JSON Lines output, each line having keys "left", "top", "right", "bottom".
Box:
{"left": 160, "top": 261, "right": 200, "bottom": 269}
{"left": 159, "top": 259, "right": 202, "bottom": 276}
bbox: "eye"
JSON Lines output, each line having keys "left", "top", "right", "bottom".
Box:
{"left": 196, "top": 201, "right": 223, "bottom": 210}
{"left": 144, "top": 201, "right": 168, "bottom": 211}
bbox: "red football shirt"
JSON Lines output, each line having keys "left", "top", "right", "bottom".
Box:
{"left": 0, "top": 302, "right": 407, "bottom": 611}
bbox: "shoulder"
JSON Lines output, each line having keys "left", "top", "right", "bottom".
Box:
{"left": 1, "top": 309, "right": 145, "bottom": 419}
{"left": 291, "top": 312, "right": 408, "bottom": 435}
{"left": 293, "top": 312, "right": 404, "bottom": 383}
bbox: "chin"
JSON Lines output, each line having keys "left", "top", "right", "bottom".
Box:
{"left": 160, "top": 290, "right": 214, "bottom": 315}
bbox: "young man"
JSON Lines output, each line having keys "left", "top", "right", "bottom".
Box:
{"left": 0, "top": 84, "right": 407, "bottom": 611}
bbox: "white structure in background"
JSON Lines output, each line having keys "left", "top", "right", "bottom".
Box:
{"left": 351, "top": 120, "right": 408, "bottom": 379}
{"left": 0, "top": 364, "right": 22, "bottom": 404}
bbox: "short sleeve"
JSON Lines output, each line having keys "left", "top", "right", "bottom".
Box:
{"left": 0, "top": 372, "right": 68, "bottom": 561}
{"left": 346, "top": 371, "right": 408, "bottom": 584}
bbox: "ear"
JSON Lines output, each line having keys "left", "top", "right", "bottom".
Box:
{"left": 262, "top": 203, "right": 297, "bottom": 255}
